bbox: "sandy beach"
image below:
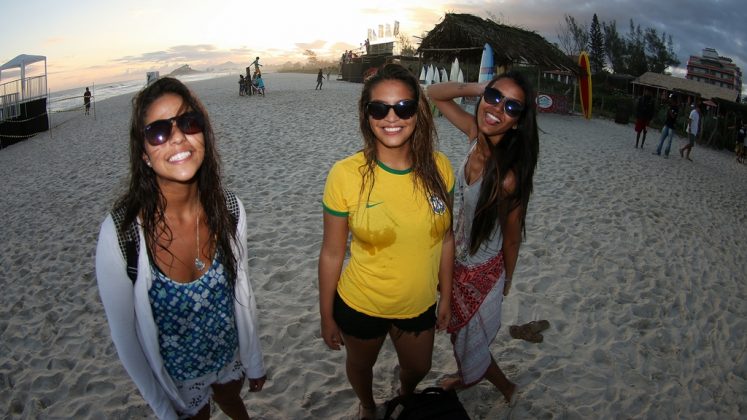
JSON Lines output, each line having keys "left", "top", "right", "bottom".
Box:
{"left": 1, "top": 73, "right": 745, "bottom": 419}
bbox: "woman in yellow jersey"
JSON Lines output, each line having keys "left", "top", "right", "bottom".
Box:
{"left": 318, "top": 63, "right": 455, "bottom": 419}
{"left": 427, "top": 73, "right": 539, "bottom": 405}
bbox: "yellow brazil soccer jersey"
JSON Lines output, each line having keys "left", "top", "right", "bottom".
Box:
{"left": 322, "top": 151, "right": 455, "bottom": 319}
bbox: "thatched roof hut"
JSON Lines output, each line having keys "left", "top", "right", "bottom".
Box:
{"left": 417, "top": 13, "right": 577, "bottom": 75}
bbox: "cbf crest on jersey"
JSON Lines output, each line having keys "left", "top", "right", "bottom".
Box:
{"left": 429, "top": 195, "right": 446, "bottom": 215}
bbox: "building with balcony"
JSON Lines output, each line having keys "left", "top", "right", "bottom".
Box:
{"left": 686, "top": 48, "right": 742, "bottom": 95}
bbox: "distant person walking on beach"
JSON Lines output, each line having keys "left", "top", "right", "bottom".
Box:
{"left": 654, "top": 94, "right": 680, "bottom": 157}
{"left": 84, "top": 87, "right": 91, "bottom": 115}
{"left": 316, "top": 69, "right": 325, "bottom": 90}
{"left": 680, "top": 102, "right": 701, "bottom": 161}
{"left": 95, "top": 77, "right": 266, "bottom": 419}
{"left": 319, "top": 63, "right": 454, "bottom": 420}
{"left": 634, "top": 90, "right": 655, "bottom": 148}
{"left": 427, "top": 72, "right": 540, "bottom": 404}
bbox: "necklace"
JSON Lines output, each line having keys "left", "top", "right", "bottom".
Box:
{"left": 194, "top": 207, "right": 206, "bottom": 271}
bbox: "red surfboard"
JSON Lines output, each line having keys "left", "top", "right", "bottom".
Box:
{"left": 578, "top": 51, "right": 592, "bottom": 119}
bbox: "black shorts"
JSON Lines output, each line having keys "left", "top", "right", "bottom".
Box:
{"left": 333, "top": 293, "right": 436, "bottom": 339}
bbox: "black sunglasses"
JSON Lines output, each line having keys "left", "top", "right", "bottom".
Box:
{"left": 482, "top": 87, "right": 524, "bottom": 118}
{"left": 366, "top": 100, "right": 418, "bottom": 120}
{"left": 143, "top": 111, "right": 204, "bottom": 146}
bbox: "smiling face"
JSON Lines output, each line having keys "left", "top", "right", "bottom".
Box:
{"left": 142, "top": 93, "right": 205, "bottom": 187}
{"left": 477, "top": 77, "right": 526, "bottom": 145}
{"left": 367, "top": 79, "right": 417, "bottom": 153}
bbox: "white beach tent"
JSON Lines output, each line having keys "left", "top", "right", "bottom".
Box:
{"left": 0, "top": 54, "right": 48, "bottom": 100}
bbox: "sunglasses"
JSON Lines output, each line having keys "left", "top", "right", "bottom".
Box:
{"left": 482, "top": 87, "right": 524, "bottom": 118}
{"left": 143, "top": 111, "right": 204, "bottom": 146}
{"left": 366, "top": 100, "right": 418, "bottom": 120}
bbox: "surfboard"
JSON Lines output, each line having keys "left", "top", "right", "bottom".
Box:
{"left": 449, "top": 58, "right": 459, "bottom": 83}
{"left": 419, "top": 66, "right": 426, "bottom": 84}
{"left": 455, "top": 68, "right": 465, "bottom": 104}
{"left": 424, "top": 65, "right": 434, "bottom": 86}
{"left": 578, "top": 51, "right": 592, "bottom": 119}
{"left": 431, "top": 65, "right": 439, "bottom": 84}
{"left": 479, "top": 43, "right": 494, "bottom": 83}
{"left": 439, "top": 67, "right": 449, "bottom": 83}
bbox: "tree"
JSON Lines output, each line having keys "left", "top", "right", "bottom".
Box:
{"left": 627, "top": 20, "right": 648, "bottom": 76}
{"left": 303, "top": 49, "right": 318, "bottom": 67}
{"left": 588, "top": 14, "right": 606, "bottom": 73}
{"left": 602, "top": 20, "right": 626, "bottom": 74}
{"left": 556, "top": 14, "right": 588, "bottom": 56}
{"left": 397, "top": 33, "right": 416, "bottom": 56}
{"left": 644, "top": 28, "right": 680, "bottom": 73}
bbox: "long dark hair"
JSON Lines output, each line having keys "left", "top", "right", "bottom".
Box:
{"left": 358, "top": 63, "right": 451, "bottom": 215}
{"left": 469, "top": 71, "right": 539, "bottom": 254}
{"left": 114, "top": 77, "right": 238, "bottom": 287}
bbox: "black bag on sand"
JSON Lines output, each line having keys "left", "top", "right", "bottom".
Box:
{"left": 383, "top": 387, "right": 471, "bottom": 420}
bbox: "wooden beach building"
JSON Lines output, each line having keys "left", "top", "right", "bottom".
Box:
{"left": 0, "top": 54, "right": 49, "bottom": 149}
{"left": 417, "top": 13, "right": 577, "bottom": 82}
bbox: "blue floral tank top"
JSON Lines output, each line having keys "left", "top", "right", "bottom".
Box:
{"left": 148, "top": 254, "right": 239, "bottom": 381}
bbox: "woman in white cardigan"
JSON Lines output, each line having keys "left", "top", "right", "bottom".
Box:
{"left": 96, "top": 77, "right": 265, "bottom": 419}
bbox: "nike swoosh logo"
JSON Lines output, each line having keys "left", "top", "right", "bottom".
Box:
{"left": 366, "top": 201, "right": 384, "bottom": 208}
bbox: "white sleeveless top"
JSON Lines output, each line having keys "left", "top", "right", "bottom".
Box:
{"left": 454, "top": 141, "right": 504, "bottom": 267}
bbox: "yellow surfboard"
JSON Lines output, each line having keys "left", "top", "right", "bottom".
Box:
{"left": 578, "top": 51, "right": 592, "bottom": 119}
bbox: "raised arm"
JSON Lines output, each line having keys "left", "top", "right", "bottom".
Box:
{"left": 427, "top": 82, "right": 487, "bottom": 140}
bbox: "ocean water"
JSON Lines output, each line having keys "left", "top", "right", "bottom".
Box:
{"left": 47, "top": 72, "right": 230, "bottom": 112}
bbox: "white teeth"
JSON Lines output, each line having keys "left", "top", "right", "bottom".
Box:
{"left": 486, "top": 113, "right": 500, "bottom": 123}
{"left": 169, "top": 151, "right": 191, "bottom": 162}
{"left": 384, "top": 127, "right": 402, "bottom": 133}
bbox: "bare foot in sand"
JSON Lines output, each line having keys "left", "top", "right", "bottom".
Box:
{"left": 439, "top": 374, "right": 465, "bottom": 391}
{"left": 358, "top": 403, "right": 376, "bottom": 420}
{"left": 501, "top": 381, "right": 518, "bottom": 406}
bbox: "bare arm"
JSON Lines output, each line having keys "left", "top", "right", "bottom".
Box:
{"left": 318, "top": 212, "right": 349, "bottom": 350}
{"left": 436, "top": 227, "right": 454, "bottom": 331}
{"left": 427, "top": 82, "right": 487, "bottom": 140}
{"left": 501, "top": 204, "right": 522, "bottom": 296}
{"left": 500, "top": 172, "right": 522, "bottom": 296}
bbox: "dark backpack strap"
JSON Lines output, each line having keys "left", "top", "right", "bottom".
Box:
{"left": 112, "top": 191, "right": 239, "bottom": 284}
{"left": 111, "top": 206, "right": 140, "bottom": 284}
{"left": 223, "top": 189, "right": 240, "bottom": 224}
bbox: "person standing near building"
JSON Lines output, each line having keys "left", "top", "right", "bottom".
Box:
{"left": 680, "top": 102, "right": 701, "bottom": 161}
{"left": 654, "top": 94, "right": 679, "bottom": 157}
{"left": 634, "top": 90, "right": 655, "bottom": 149}
{"left": 737, "top": 120, "right": 747, "bottom": 163}
{"left": 84, "top": 87, "right": 92, "bottom": 115}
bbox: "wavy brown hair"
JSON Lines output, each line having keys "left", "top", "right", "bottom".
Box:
{"left": 357, "top": 63, "right": 451, "bottom": 215}
{"left": 469, "top": 71, "right": 539, "bottom": 254}
{"left": 114, "top": 77, "right": 238, "bottom": 287}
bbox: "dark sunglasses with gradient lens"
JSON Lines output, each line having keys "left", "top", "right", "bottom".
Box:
{"left": 482, "top": 87, "right": 524, "bottom": 118}
{"left": 366, "top": 99, "right": 418, "bottom": 120}
{"left": 143, "top": 111, "right": 204, "bottom": 146}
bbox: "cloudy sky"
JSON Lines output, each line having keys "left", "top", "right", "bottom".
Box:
{"left": 2, "top": 0, "right": 745, "bottom": 92}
